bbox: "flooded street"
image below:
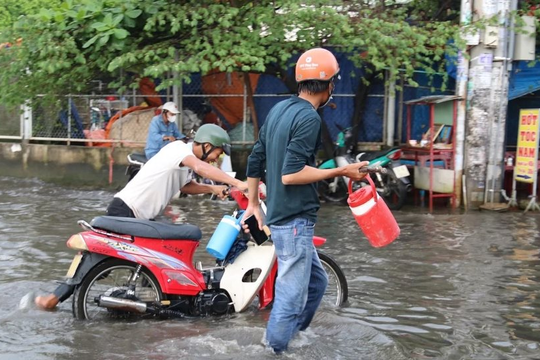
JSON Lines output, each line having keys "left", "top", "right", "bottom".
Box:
{"left": 0, "top": 176, "right": 539, "bottom": 359}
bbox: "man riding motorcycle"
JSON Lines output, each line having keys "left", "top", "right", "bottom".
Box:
{"left": 33, "top": 124, "right": 247, "bottom": 310}
{"left": 144, "top": 101, "right": 186, "bottom": 160}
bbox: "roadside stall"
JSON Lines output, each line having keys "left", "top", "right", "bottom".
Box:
{"left": 401, "top": 95, "right": 461, "bottom": 212}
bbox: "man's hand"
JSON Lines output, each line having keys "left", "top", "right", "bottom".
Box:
{"left": 234, "top": 181, "right": 249, "bottom": 193}
{"left": 341, "top": 161, "right": 370, "bottom": 181}
{"left": 163, "top": 135, "right": 175, "bottom": 142}
{"left": 211, "top": 185, "right": 229, "bottom": 200}
{"left": 241, "top": 203, "right": 264, "bottom": 233}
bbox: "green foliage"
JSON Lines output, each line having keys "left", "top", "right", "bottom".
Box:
{"left": 0, "top": 0, "right": 62, "bottom": 30}
{"left": 0, "top": 0, "right": 466, "bottom": 106}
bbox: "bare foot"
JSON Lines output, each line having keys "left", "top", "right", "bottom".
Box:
{"left": 35, "top": 294, "right": 59, "bottom": 310}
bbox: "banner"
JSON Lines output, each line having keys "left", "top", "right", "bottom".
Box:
{"left": 514, "top": 109, "right": 540, "bottom": 184}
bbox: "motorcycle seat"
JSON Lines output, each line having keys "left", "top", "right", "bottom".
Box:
{"left": 129, "top": 153, "right": 148, "bottom": 164}
{"left": 90, "top": 216, "right": 202, "bottom": 241}
{"left": 356, "top": 147, "right": 401, "bottom": 162}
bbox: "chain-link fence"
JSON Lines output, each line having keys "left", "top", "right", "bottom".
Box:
{"left": 0, "top": 104, "right": 20, "bottom": 139}
{"left": 0, "top": 71, "right": 453, "bottom": 149}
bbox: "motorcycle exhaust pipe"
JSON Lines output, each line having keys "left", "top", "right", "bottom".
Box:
{"left": 96, "top": 296, "right": 147, "bottom": 313}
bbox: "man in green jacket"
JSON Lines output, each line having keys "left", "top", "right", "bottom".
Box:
{"left": 243, "top": 48, "right": 369, "bottom": 353}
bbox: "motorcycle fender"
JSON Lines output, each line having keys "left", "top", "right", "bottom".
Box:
{"left": 77, "top": 232, "right": 205, "bottom": 294}
{"left": 369, "top": 160, "right": 384, "bottom": 168}
{"left": 335, "top": 156, "right": 351, "bottom": 168}
{"left": 257, "top": 235, "right": 326, "bottom": 309}
{"left": 313, "top": 235, "right": 327, "bottom": 246}
{"left": 318, "top": 159, "right": 337, "bottom": 169}
{"left": 390, "top": 160, "right": 411, "bottom": 184}
{"left": 258, "top": 263, "right": 277, "bottom": 309}
{"left": 220, "top": 243, "right": 276, "bottom": 312}
{"left": 65, "top": 252, "right": 109, "bottom": 286}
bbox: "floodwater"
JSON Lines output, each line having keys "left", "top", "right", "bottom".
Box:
{"left": 0, "top": 176, "right": 539, "bottom": 360}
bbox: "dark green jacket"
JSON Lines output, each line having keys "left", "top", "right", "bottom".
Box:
{"left": 246, "top": 96, "right": 321, "bottom": 225}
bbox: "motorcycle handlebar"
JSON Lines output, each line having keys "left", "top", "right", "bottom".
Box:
{"left": 229, "top": 182, "right": 266, "bottom": 211}
{"left": 359, "top": 166, "right": 387, "bottom": 174}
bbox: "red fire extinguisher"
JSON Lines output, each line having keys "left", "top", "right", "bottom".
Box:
{"left": 347, "top": 174, "right": 400, "bottom": 248}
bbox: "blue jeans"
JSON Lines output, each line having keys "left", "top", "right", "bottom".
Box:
{"left": 266, "top": 218, "right": 328, "bottom": 353}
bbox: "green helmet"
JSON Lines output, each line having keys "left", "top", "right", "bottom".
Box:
{"left": 194, "top": 124, "right": 231, "bottom": 155}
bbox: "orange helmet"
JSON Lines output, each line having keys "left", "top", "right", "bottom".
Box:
{"left": 295, "top": 48, "right": 339, "bottom": 83}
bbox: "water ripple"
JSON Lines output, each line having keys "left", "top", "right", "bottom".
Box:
{"left": 0, "top": 177, "right": 539, "bottom": 359}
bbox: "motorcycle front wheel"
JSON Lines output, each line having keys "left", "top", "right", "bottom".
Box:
{"left": 318, "top": 251, "right": 348, "bottom": 307}
{"left": 318, "top": 177, "right": 349, "bottom": 204}
{"left": 126, "top": 166, "right": 140, "bottom": 182}
{"left": 72, "top": 259, "right": 163, "bottom": 320}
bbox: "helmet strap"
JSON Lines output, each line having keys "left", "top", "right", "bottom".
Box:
{"left": 201, "top": 144, "right": 217, "bottom": 161}
{"left": 320, "top": 79, "right": 335, "bottom": 108}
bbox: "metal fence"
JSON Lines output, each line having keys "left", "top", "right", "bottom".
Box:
{"left": 0, "top": 72, "right": 452, "bottom": 149}
{"left": 0, "top": 104, "right": 20, "bottom": 139}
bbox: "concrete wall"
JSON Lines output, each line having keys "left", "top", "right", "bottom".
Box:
{"left": 0, "top": 142, "right": 251, "bottom": 190}
{"left": 0, "top": 142, "right": 137, "bottom": 190}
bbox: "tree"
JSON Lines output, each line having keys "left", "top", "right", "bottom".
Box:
{"left": 0, "top": 0, "right": 62, "bottom": 30}
{"left": 0, "top": 0, "right": 466, "bottom": 106}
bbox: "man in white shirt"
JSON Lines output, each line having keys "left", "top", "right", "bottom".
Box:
{"left": 111, "top": 140, "right": 219, "bottom": 219}
{"left": 109, "top": 124, "right": 246, "bottom": 220}
{"left": 34, "top": 124, "right": 247, "bottom": 310}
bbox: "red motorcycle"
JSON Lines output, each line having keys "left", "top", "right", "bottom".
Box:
{"left": 62, "top": 186, "right": 348, "bottom": 320}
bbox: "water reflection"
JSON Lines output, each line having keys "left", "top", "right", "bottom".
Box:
{"left": 498, "top": 217, "right": 540, "bottom": 346}
{"left": 0, "top": 176, "right": 539, "bottom": 359}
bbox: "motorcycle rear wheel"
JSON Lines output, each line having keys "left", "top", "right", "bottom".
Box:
{"left": 264, "top": 251, "right": 348, "bottom": 308}
{"left": 318, "top": 251, "right": 348, "bottom": 307}
{"left": 72, "top": 259, "right": 163, "bottom": 320}
{"left": 376, "top": 168, "right": 408, "bottom": 210}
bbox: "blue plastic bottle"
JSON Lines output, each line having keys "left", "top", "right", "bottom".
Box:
{"left": 206, "top": 214, "right": 243, "bottom": 260}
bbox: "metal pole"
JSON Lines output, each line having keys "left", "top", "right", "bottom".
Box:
{"left": 67, "top": 96, "right": 72, "bottom": 146}
{"left": 397, "top": 76, "right": 404, "bottom": 144}
{"left": 406, "top": 104, "right": 411, "bottom": 142}
{"left": 382, "top": 70, "right": 388, "bottom": 146}
{"left": 429, "top": 104, "right": 435, "bottom": 212}
{"left": 524, "top": 110, "right": 540, "bottom": 212}
{"left": 386, "top": 75, "right": 396, "bottom": 147}
{"left": 20, "top": 100, "right": 32, "bottom": 140}
{"left": 454, "top": 0, "right": 472, "bottom": 208}
{"left": 132, "top": 88, "right": 136, "bottom": 107}
{"left": 242, "top": 79, "right": 247, "bottom": 143}
{"left": 485, "top": 0, "right": 514, "bottom": 205}
{"left": 20, "top": 104, "right": 24, "bottom": 139}
{"left": 173, "top": 50, "right": 183, "bottom": 132}
{"left": 490, "top": 38, "right": 509, "bottom": 204}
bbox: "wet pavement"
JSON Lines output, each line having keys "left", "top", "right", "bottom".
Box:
{"left": 0, "top": 176, "right": 539, "bottom": 359}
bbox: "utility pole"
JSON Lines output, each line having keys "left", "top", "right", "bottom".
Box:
{"left": 454, "top": 0, "right": 472, "bottom": 208}
{"left": 463, "top": 0, "right": 514, "bottom": 209}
